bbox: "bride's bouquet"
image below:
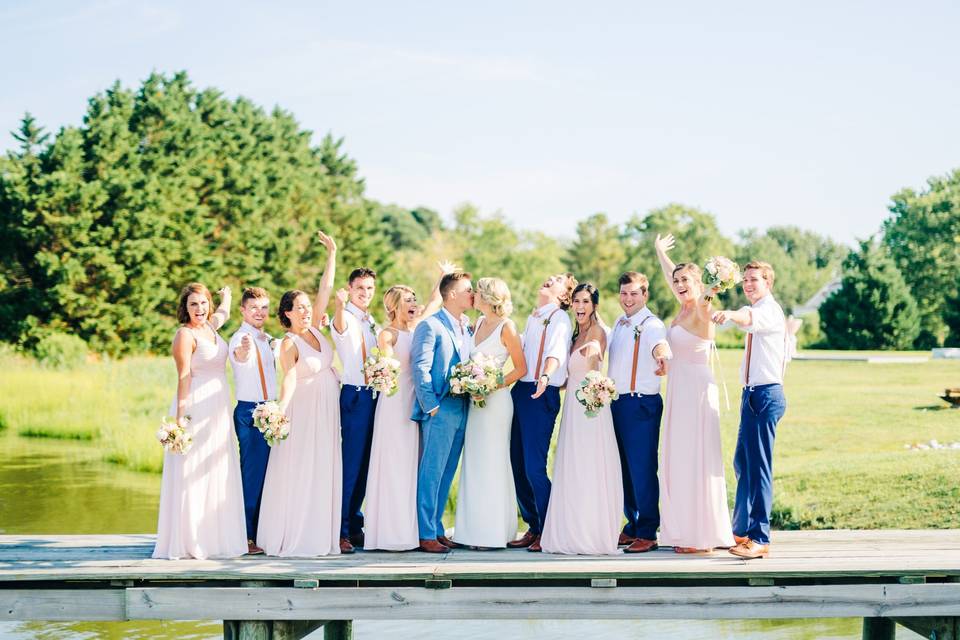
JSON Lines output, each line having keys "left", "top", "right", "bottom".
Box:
{"left": 575, "top": 371, "right": 619, "bottom": 418}
{"left": 702, "top": 256, "right": 742, "bottom": 294}
{"left": 156, "top": 416, "right": 193, "bottom": 454}
{"left": 252, "top": 401, "right": 291, "bottom": 446}
{"left": 449, "top": 353, "right": 504, "bottom": 408}
{"left": 362, "top": 348, "right": 402, "bottom": 399}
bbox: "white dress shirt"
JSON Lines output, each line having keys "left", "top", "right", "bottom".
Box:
{"left": 228, "top": 322, "right": 278, "bottom": 402}
{"left": 608, "top": 307, "right": 669, "bottom": 396}
{"left": 738, "top": 294, "right": 789, "bottom": 387}
{"left": 332, "top": 301, "right": 379, "bottom": 388}
{"left": 519, "top": 302, "right": 573, "bottom": 386}
{"left": 440, "top": 307, "right": 471, "bottom": 360}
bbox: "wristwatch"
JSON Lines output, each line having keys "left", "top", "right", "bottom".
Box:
{"left": 539, "top": 374, "right": 550, "bottom": 383}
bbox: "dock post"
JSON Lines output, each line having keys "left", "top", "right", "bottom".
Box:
{"left": 323, "top": 620, "right": 352, "bottom": 640}
{"left": 861, "top": 618, "right": 895, "bottom": 640}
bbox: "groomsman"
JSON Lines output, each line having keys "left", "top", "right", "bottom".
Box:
{"left": 332, "top": 267, "right": 379, "bottom": 554}
{"left": 228, "top": 287, "right": 277, "bottom": 555}
{"left": 607, "top": 272, "right": 671, "bottom": 554}
{"left": 509, "top": 273, "right": 576, "bottom": 552}
{"left": 712, "top": 261, "right": 789, "bottom": 559}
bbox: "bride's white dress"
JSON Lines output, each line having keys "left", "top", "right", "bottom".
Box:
{"left": 453, "top": 319, "right": 518, "bottom": 548}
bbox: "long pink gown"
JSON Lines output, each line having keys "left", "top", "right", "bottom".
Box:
{"left": 540, "top": 340, "right": 623, "bottom": 555}
{"left": 364, "top": 329, "right": 419, "bottom": 551}
{"left": 256, "top": 327, "right": 342, "bottom": 557}
{"left": 658, "top": 325, "right": 735, "bottom": 550}
{"left": 153, "top": 325, "right": 247, "bottom": 560}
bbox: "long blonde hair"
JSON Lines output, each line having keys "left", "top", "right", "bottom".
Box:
{"left": 383, "top": 285, "right": 416, "bottom": 321}
{"left": 475, "top": 277, "right": 513, "bottom": 317}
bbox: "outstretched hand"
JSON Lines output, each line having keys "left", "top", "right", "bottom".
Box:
{"left": 335, "top": 288, "right": 349, "bottom": 307}
{"left": 654, "top": 233, "right": 675, "bottom": 254}
{"left": 217, "top": 286, "right": 231, "bottom": 300}
{"left": 317, "top": 230, "right": 337, "bottom": 253}
{"left": 711, "top": 310, "right": 729, "bottom": 325}
{"left": 438, "top": 260, "right": 459, "bottom": 275}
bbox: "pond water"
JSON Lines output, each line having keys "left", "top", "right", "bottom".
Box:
{"left": 0, "top": 430, "right": 916, "bottom": 639}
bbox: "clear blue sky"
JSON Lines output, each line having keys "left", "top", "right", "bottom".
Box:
{"left": 3, "top": 1, "right": 958, "bottom": 245}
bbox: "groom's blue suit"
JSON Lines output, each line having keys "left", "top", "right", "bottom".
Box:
{"left": 411, "top": 310, "right": 469, "bottom": 540}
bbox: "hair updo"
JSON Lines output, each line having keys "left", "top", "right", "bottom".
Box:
{"left": 475, "top": 277, "right": 513, "bottom": 317}
{"left": 383, "top": 285, "right": 416, "bottom": 321}
{"left": 277, "top": 289, "right": 307, "bottom": 328}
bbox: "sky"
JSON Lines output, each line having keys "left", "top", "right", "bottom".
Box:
{"left": 2, "top": 0, "right": 958, "bottom": 246}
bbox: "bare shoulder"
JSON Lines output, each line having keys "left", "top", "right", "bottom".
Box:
{"left": 501, "top": 318, "right": 519, "bottom": 336}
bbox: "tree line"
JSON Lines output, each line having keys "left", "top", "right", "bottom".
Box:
{"left": 0, "top": 72, "right": 956, "bottom": 360}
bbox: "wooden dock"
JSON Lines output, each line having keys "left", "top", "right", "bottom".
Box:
{"left": 2, "top": 530, "right": 959, "bottom": 639}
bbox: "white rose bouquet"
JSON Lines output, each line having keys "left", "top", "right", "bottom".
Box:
{"left": 252, "top": 401, "right": 291, "bottom": 446}
{"left": 702, "top": 256, "right": 742, "bottom": 294}
{"left": 156, "top": 416, "right": 193, "bottom": 454}
{"left": 363, "top": 348, "right": 402, "bottom": 399}
{"left": 575, "top": 371, "right": 618, "bottom": 418}
{"left": 449, "top": 352, "right": 504, "bottom": 408}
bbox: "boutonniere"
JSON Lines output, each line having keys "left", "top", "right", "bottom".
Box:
{"left": 543, "top": 317, "right": 552, "bottom": 327}
{"left": 466, "top": 323, "right": 475, "bottom": 336}
{"left": 368, "top": 319, "right": 377, "bottom": 335}
{"left": 633, "top": 325, "right": 643, "bottom": 341}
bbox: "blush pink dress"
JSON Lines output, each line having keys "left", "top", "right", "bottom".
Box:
{"left": 153, "top": 325, "right": 247, "bottom": 560}
{"left": 658, "top": 325, "right": 735, "bottom": 550}
{"left": 540, "top": 340, "right": 623, "bottom": 555}
{"left": 364, "top": 329, "right": 420, "bottom": 551}
{"left": 256, "top": 327, "right": 342, "bottom": 557}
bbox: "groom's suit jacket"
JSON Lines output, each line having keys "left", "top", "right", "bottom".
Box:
{"left": 410, "top": 310, "right": 464, "bottom": 422}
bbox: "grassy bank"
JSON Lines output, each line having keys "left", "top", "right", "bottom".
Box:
{"left": 0, "top": 349, "right": 957, "bottom": 528}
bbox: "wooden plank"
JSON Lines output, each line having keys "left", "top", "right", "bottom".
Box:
{"left": 0, "top": 589, "right": 126, "bottom": 621}
{"left": 126, "top": 584, "right": 960, "bottom": 620}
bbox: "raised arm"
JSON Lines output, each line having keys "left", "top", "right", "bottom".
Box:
{"left": 420, "top": 260, "right": 458, "bottom": 320}
{"left": 654, "top": 234, "right": 679, "bottom": 302}
{"left": 332, "top": 288, "right": 349, "bottom": 335}
{"left": 276, "top": 337, "right": 299, "bottom": 413}
{"left": 172, "top": 328, "right": 194, "bottom": 422}
{"left": 377, "top": 327, "right": 398, "bottom": 359}
{"left": 500, "top": 319, "right": 528, "bottom": 387}
{"left": 210, "top": 286, "right": 232, "bottom": 331}
{"left": 313, "top": 231, "right": 337, "bottom": 329}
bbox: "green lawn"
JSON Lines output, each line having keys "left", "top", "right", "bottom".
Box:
{"left": 0, "top": 349, "right": 957, "bottom": 528}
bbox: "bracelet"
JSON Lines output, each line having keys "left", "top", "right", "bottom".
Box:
{"left": 539, "top": 374, "right": 549, "bottom": 383}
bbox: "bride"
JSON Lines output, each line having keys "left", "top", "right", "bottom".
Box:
{"left": 453, "top": 277, "right": 526, "bottom": 549}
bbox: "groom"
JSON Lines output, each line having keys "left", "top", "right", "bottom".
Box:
{"left": 411, "top": 271, "right": 474, "bottom": 553}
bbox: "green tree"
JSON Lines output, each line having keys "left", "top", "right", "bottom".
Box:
{"left": 563, "top": 212, "right": 626, "bottom": 295}
{"left": 882, "top": 169, "right": 960, "bottom": 347}
{"left": 0, "top": 72, "right": 389, "bottom": 354}
{"left": 818, "top": 241, "right": 920, "bottom": 349}
{"left": 620, "top": 203, "right": 735, "bottom": 318}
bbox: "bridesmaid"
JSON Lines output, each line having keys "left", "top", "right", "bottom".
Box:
{"left": 256, "top": 234, "right": 341, "bottom": 557}
{"left": 539, "top": 283, "right": 624, "bottom": 555}
{"left": 153, "top": 283, "right": 247, "bottom": 560}
{"left": 453, "top": 277, "right": 526, "bottom": 550}
{"left": 364, "top": 262, "right": 454, "bottom": 551}
{"left": 654, "top": 232, "right": 735, "bottom": 553}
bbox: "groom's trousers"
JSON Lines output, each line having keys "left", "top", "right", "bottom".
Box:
{"left": 732, "top": 383, "right": 786, "bottom": 545}
{"left": 234, "top": 400, "right": 270, "bottom": 541}
{"left": 510, "top": 381, "right": 562, "bottom": 535}
{"left": 416, "top": 394, "right": 468, "bottom": 540}
{"left": 340, "top": 386, "right": 378, "bottom": 539}
{"left": 611, "top": 393, "right": 663, "bottom": 541}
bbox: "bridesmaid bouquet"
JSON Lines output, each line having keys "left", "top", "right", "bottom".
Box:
{"left": 156, "top": 416, "right": 193, "bottom": 454}
{"left": 252, "top": 401, "right": 291, "bottom": 446}
{"left": 575, "top": 371, "right": 619, "bottom": 418}
{"left": 363, "top": 348, "right": 402, "bottom": 399}
{"left": 449, "top": 353, "right": 504, "bottom": 408}
{"left": 702, "top": 256, "right": 742, "bottom": 294}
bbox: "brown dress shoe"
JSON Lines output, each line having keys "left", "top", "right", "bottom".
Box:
{"left": 437, "top": 535, "right": 457, "bottom": 549}
{"left": 349, "top": 532, "right": 365, "bottom": 549}
{"left": 339, "top": 537, "right": 355, "bottom": 554}
{"left": 507, "top": 530, "right": 538, "bottom": 548}
{"left": 527, "top": 536, "right": 542, "bottom": 552}
{"left": 246, "top": 540, "right": 265, "bottom": 555}
{"left": 729, "top": 540, "right": 769, "bottom": 559}
{"left": 419, "top": 539, "right": 450, "bottom": 553}
{"left": 618, "top": 532, "right": 637, "bottom": 547}
{"left": 733, "top": 534, "right": 749, "bottom": 546}
{"left": 623, "top": 538, "right": 658, "bottom": 554}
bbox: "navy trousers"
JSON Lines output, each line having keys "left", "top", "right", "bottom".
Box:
{"left": 510, "top": 381, "right": 562, "bottom": 535}
{"left": 610, "top": 393, "right": 663, "bottom": 541}
{"left": 339, "top": 386, "right": 378, "bottom": 538}
{"left": 233, "top": 400, "right": 271, "bottom": 541}
{"left": 416, "top": 394, "right": 469, "bottom": 539}
{"left": 732, "top": 384, "right": 786, "bottom": 545}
